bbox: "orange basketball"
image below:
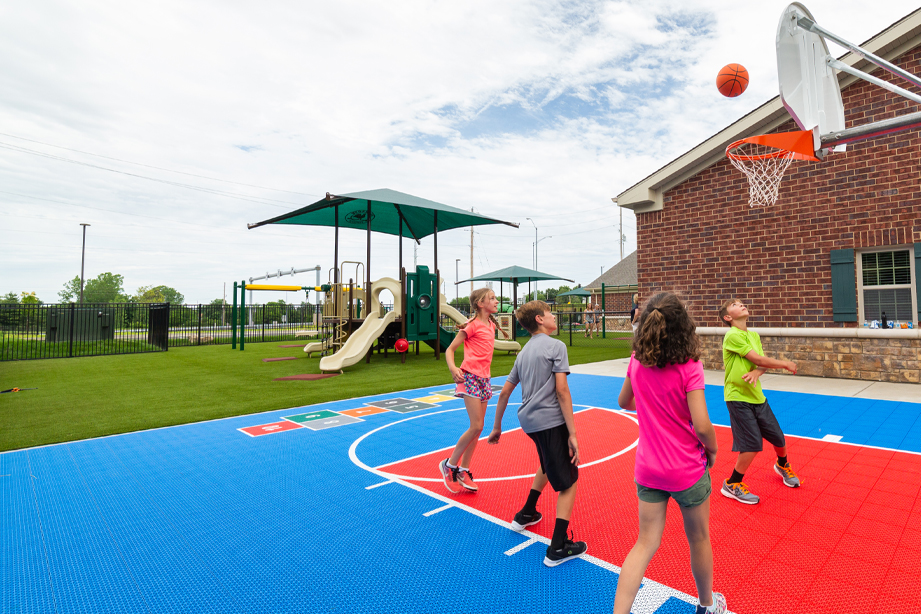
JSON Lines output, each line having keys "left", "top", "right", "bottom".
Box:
{"left": 716, "top": 63, "right": 749, "bottom": 97}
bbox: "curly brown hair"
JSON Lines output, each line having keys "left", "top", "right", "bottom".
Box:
{"left": 632, "top": 292, "right": 701, "bottom": 368}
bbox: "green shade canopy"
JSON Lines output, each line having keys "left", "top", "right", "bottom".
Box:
{"left": 247, "top": 188, "right": 518, "bottom": 241}
{"left": 457, "top": 265, "right": 574, "bottom": 285}
{"left": 556, "top": 287, "right": 592, "bottom": 297}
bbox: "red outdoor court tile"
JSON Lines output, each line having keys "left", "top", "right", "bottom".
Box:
{"left": 820, "top": 552, "right": 888, "bottom": 589}
{"left": 890, "top": 545, "right": 921, "bottom": 574}
{"left": 845, "top": 517, "right": 903, "bottom": 545}
{"left": 833, "top": 534, "right": 896, "bottom": 568}
{"left": 874, "top": 593, "right": 921, "bottom": 614}
{"left": 843, "top": 462, "right": 886, "bottom": 479}
{"left": 811, "top": 489, "right": 866, "bottom": 513}
{"left": 898, "top": 527, "right": 921, "bottom": 549}
{"left": 750, "top": 557, "right": 817, "bottom": 597}
{"left": 802, "top": 575, "right": 878, "bottom": 611}
{"left": 867, "top": 489, "right": 915, "bottom": 510}
{"left": 829, "top": 471, "right": 877, "bottom": 490}
{"left": 855, "top": 501, "right": 911, "bottom": 527}
{"left": 797, "top": 506, "right": 854, "bottom": 532}
{"left": 744, "top": 511, "right": 802, "bottom": 538}
{"left": 768, "top": 539, "right": 834, "bottom": 572}
{"left": 876, "top": 569, "right": 921, "bottom": 609}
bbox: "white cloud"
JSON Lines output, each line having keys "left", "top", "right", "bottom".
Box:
{"left": 1, "top": 0, "right": 919, "bottom": 303}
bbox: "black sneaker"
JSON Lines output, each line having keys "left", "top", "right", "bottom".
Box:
{"left": 511, "top": 511, "right": 542, "bottom": 532}
{"left": 543, "top": 539, "right": 587, "bottom": 567}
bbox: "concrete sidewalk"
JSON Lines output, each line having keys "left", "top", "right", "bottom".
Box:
{"left": 571, "top": 358, "right": 920, "bottom": 403}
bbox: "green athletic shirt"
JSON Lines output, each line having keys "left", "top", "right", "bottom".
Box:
{"left": 722, "top": 327, "right": 767, "bottom": 404}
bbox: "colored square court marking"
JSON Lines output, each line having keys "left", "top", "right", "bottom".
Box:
{"left": 300, "top": 414, "right": 363, "bottom": 430}
{"left": 238, "top": 421, "right": 303, "bottom": 437}
{"left": 340, "top": 406, "right": 389, "bottom": 418}
{"left": 364, "top": 397, "right": 415, "bottom": 409}
{"left": 387, "top": 401, "right": 439, "bottom": 414}
{"left": 413, "top": 394, "right": 455, "bottom": 404}
{"left": 283, "top": 410, "right": 340, "bottom": 423}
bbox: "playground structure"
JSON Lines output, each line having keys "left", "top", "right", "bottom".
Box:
{"left": 304, "top": 265, "right": 520, "bottom": 372}
{"left": 247, "top": 189, "right": 523, "bottom": 372}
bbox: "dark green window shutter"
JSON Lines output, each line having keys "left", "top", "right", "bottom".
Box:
{"left": 915, "top": 243, "right": 921, "bottom": 323}
{"left": 830, "top": 249, "right": 857, "bottom": 322}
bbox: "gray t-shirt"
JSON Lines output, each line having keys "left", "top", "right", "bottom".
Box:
{"left": 506, "top": 333, "right": 570, "bottom": 434}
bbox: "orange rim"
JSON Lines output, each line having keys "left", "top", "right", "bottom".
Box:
{"left": 726, "top": 130, "right": 820, "bottom": 162}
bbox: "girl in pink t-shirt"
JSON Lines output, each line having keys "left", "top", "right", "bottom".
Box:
{"left": 440, "top": 287, "right": 508, "bottom": 494}
{"left": 613, "top": 292, "right": 726, "bottom": 614}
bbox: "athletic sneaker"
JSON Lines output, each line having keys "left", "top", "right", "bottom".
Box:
{"left": 511, "top": 510, "right": 542, "bottom": 532}
{"left": 543, "top": 539, "right": 587, "bottom": 567}
{"left": 456, "top": 469, "right": 478, "bottom": 492}
{"left": 774, "top": 462, "right": 801, "bottom": 487}
{"left": 720, "top": 480, "right": 760, "bottom": 505}
{"left": 438, "top": 459, "right": 459, "bottom": 494}
{"left": 695, "top": 592, "right": 727, "bottom": 614}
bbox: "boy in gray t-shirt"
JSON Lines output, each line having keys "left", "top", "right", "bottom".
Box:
{"left": 489, "top": 300, "right": 586, "bottom": 567}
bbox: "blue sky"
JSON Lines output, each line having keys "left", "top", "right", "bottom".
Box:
{"left": 2, "top": 0, "right": 920, "bottom": 303}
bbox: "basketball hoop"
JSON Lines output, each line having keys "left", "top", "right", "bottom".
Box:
{"left": 726, "top": 130, "right": 820, "bottom": 207}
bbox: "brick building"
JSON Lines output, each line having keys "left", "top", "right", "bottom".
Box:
{"left": 616, "top": 10, "right": 921, "bottom": 383}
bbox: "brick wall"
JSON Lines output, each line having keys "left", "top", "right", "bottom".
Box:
{"left": 598, "top": 292, "right": 634, "bottom": 312}
{"left": 637, "top": 46, "right": 921, "bottom": 329}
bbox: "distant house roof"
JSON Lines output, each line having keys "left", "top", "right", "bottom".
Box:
{"left": 585, "top": 251, "right": 637, "bottom": 290}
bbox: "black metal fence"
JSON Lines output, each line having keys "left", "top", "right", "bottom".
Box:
{"left": 553, "top": 311, "right": 634, "bottom": 347}
{"left": 0, "top": 302, "right": 321, "bottom": 361}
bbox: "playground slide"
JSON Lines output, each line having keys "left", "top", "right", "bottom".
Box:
{"left": 438, "top": 301, "right": 522, "bottom": 353}
{"left": 318, "top": 278, "right": 402, "bottom": 372}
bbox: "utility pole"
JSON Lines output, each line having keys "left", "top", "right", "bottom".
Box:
{"left": 79, "top": 223, "right": 90, "bottom": 303}
{"left": 470, "top": 208, "right": 474, "bottom": 298}
{"left": 455, "top": 259, "right": 460, "bottom": 304}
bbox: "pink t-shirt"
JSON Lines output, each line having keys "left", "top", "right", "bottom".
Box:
{"left": 459, "top": 318, "right": 496, "bottom": 379}
{"left": 627, "top": 354, "right": 707, "bottom": 492}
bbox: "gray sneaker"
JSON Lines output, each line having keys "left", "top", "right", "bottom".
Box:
{"left": 720, "top": 480, "right": 759, "bottom": 505}
{"left": 774, "top": 462, "right": 801, "bottom": 487}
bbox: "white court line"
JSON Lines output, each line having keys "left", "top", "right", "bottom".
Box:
{"left": 350, "top": 407, "right": 735, "bottom": 614}
{"left": 504, "top": 538, "right": 537, "bottom": 556}
{"left": 422, "top": 504, "right": 453, "bottom": 517}
{"left": 365, "top": 480, "right": 393, "bottom": 490}
{"left": 372, "top": 405, "right": 639, "bottom": 482}
{"left": 822, "top": 434, "right": 844, "bottom": 442}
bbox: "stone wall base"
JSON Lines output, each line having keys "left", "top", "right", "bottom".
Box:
{"left": 699, "top": 334, "right": 921, "bottom": 384}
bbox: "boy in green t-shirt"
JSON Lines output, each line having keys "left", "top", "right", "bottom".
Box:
{"left": 718, "top": 299, "right": 801, "bottom": 505}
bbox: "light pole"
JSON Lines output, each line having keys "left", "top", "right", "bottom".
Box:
{"left": 526, "top": 218, "right": 537, "bottom": 268}
{"left": 535, "top": 236, "right": 552, "bottom": 298}
{"left": 79, "top": 223, "right": 91, "bottom": 303}
{"left": 455, "top": 259, "right": 461, "bottom": 304}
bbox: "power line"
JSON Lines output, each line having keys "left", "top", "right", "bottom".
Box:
{"left": 0, "top": 142, "right": 308, "bottom": 210}
{"left": 0, "top": 131, "right": 322, "bottom": 197}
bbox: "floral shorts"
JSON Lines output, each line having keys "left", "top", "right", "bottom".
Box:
{"left": 455, "top": 371, "right": 493, "bottom": 401}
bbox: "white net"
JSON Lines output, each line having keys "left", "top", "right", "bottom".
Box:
{"left": 727, "top": 141, "right": 796, "bottom": 207}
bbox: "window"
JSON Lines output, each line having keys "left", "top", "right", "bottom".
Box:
{"left": 858, "top": 248, "right": 916, "bottom": 324}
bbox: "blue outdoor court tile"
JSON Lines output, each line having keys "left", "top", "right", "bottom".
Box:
{"left": 1, "top": 454, "right": 56, "bottom": 614}
{"left": 653, "top": 597, "right": 698, "bottom": 613}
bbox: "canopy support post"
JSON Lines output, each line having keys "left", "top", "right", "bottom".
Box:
{"left": 434, "top": 210, "right": 440, "bottom": 361}
{"left": 366, "top": 200, "right": 373, "bottom": 364}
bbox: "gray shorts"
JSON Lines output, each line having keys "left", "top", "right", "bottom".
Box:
{"left": 726, "top": 400, "right": 786, "bottom": 452}
{"left": 636, "top": 470, "right": 711, "bottom": 508}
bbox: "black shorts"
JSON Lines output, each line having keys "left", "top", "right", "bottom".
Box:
{"left": 726, "top": 400, "right": 786, "bottom": 452}
{"left": 526, "top": 423, "right": 578, "bottom": 492}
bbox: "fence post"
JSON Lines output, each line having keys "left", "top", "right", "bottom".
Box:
{"left": 68, "top": 302, "right": 76, "bottom": 358}
{"left": 197, "top": 305, "right": 203, "bottom": 345}
{"left": 568, "top": 312, "right": 572, "bottom": 346}
{"left": 262, "top": 304, "right": 266, "bottom": 342}
{"left": 240, "top": 280, "right": 246, "bottom": 351}
{"left": 601, "top": 283, "right": 606, "bottom": 339}
{"left": 232, "top": 282, "right": 238, "bottom": 349}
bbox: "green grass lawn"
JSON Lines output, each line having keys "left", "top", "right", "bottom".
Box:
{"left": 0, "top": 337, "right": 630, "bottom": 452}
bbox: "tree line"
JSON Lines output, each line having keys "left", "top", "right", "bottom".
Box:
{"left": 1, "top": 273, "right": 186, "bottom": 306}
